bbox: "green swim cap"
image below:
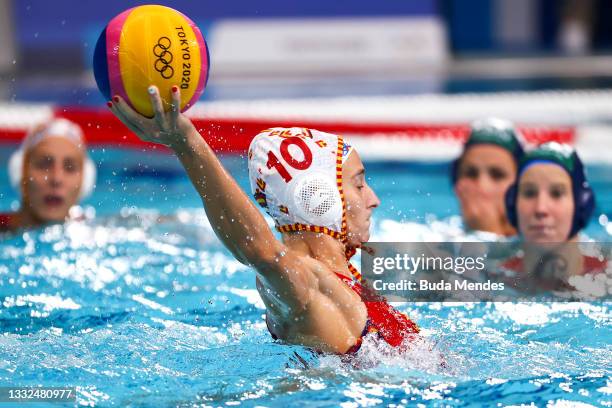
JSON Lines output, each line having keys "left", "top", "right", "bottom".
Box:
{"left": 518, "top": 142, "right": 576, "bottom": 173}
{"left": 465, "top": 118, "right": 524, "bottom": 157}
{"left": 451, "top": 118, "right": 525, "bottom": 184}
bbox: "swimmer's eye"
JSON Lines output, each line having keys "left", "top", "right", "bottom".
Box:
{"left": 519, "top": 187, "right": 538, "bottom": 198}
{"left": 549, "top": 186, "right": 568, "bottom": 199}
{"left": 354, "top": 173, "right": 366, "bottom": 190}
{"left": 489, "top": 167, "right": 509, "bottom": 181}
{"left": 462, "top": 166, "right": 479, "bottom": 179}
{"left": 63, "top": 159, "right": 80, "bottom": 173}
{"left": 33, "top": 156, "right": 54, "bottom": 170}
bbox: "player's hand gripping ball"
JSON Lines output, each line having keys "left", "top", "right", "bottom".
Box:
{"left": 94, "top": 4, "right": 209, "bottom": 117}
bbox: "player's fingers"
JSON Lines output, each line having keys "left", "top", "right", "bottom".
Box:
{"left": 148, "top": 85, "right": 167, "bottom": 130}
{"left": 170, "top": 85, "right": 180, "bottom": 127}
{"left": 108, "top": 99, "right": 145, "bottom": 136}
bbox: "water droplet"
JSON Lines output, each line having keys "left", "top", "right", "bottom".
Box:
{"left": 599, "top": 214, "right": 608, "bottom": 226}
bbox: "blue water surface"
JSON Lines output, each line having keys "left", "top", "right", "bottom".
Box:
{"left": 0, "top": 147, "right": 611, "bottom": 406}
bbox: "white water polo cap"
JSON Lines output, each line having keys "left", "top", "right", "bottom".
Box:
{"left": 248, "top": 127, "right": 354, "bottom": 240}
{"left": 8, "top": 118, "right": 97, "bottom": 200}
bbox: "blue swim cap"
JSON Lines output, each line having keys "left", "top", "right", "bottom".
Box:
{"left": 505, "top": 142, "right": 595, "bottom": 239}
{"left": 451, "top": 118, "right": 525, "bottom": 184}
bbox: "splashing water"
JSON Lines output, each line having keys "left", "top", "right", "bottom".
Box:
{"left": 0, "top": 150, "right": 610, "bottom": 406}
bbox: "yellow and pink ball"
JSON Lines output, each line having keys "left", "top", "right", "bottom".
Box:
{"left": 94, "top": 5, "right": 209, "bottom": 117}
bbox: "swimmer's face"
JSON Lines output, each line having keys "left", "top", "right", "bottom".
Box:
{"left": 343, "top": 151, "right": 380, "bottom": 246}
{"left": 517, "top": 163, "right": 574, "bottom": 244}
{"left": 457, "top": 144, "right": 517, "bottom": 195}
{"left": 22, "top": 137, "right": 84, "bottom": 223}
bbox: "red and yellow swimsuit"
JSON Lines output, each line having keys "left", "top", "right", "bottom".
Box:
{"left": 266, "top": 266, "right": 420, "bottom": 354}
{"left": 337, "top": 268, "right": 420, "bottom": 353}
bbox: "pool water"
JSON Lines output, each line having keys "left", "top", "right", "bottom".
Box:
{"left": 0, "top": 147, "right": 611, "bottom": 406}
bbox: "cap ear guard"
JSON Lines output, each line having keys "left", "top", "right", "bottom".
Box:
{"left": 7, "top": 148, "right": 97, "bottom": 201}
{"left": 570, "top": 181, "right": 595, "bottom": 238}
{"left": 292, "top": 173, "right": 342, "bottom": 227}
{"left": 80, "top": 156, "right": 97, "bottom": 200}
{"left": 8, "top": 148, "right": 23, "bottom": 191}
{"left": 554, "top": 150, "right": 595, "bottom": 238}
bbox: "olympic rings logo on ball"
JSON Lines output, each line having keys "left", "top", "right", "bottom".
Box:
{"left": 153, "top": 37, "right": 174, "bottom": 79}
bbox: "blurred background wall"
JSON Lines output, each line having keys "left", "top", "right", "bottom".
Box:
{"left": 3, "top": 0, "right": 612, "bottom": 76}
{"left": 0, "top": 0, "right": 15, "bottom": 75}
{"left": 6, "top": 0, "right": 444, "bottom": 77}
{"left": 1, "top": 0, "right": 612, "bottom": 104}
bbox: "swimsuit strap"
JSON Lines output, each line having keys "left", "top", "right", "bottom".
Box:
{"left": 335, "top": 270, "right": 420, "bottom": 353}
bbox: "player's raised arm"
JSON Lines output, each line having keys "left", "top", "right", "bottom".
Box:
{"left": 109, "top": 87, "right": 286, "bottom": 270}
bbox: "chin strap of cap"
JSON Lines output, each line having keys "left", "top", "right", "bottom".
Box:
{"left": 345, "top": 246, "right": 363, "bottom": 283}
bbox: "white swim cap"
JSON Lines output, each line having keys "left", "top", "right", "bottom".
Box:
{"left": 248, "top": 127, "right": 353, "bottom": 242}
{"left": 8, "top": 118, "right": 97, "bottom": 200}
